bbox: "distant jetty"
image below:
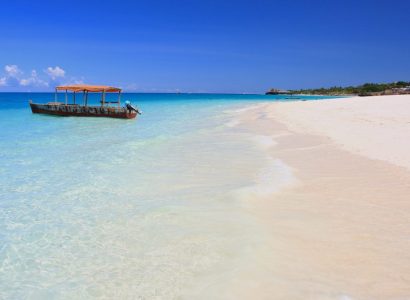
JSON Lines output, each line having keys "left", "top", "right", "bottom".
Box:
{"left": 265, "top": 88, "right": 292, "bottom": 95}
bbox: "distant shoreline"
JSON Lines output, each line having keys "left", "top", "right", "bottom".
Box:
{"left": 266, "top": 81, "right": 410, "bottom": 97}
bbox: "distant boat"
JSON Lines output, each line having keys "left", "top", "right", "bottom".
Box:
{"left": 29, "top": 84, "right": 141, "bottom": 119}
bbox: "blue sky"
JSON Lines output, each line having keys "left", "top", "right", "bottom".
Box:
{"left": 0, "top": 0, "right": 409, "bottom": 93}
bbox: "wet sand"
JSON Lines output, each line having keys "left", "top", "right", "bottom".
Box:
{"left": 232, "top": 96, "right": 410, "bottom": 299}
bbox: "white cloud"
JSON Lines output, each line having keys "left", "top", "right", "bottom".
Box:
{"left": 0, "top": 64, "right": 72, "bottom": 90}
{"left": 61, "top": 76, "right": 85, "bottom": 86}
{"left": 4, "top": 65, "right": 21, "bottom": 77}
{"left": 19, "top": 70, "right": 48, "bottom": 87}
{"left": 19, "top": 78, "right": 32, "bottom": 86}
{"left": 45, "top": 66, "right": 65, "bottom": 79}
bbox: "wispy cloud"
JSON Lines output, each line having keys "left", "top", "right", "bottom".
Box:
{"left": 60, "top": 76, "right": 85, "bottom": 86}
{"left": 0, "top": 65, "right": 76, "bottom": 90}
{"left": 45, "top": 66, "right": 65, "bottom": 80}
{"left": 19, "top": 70, "right": 49, "bottom": 87}
{"left": 5, "top": 64, "right": 22, "bottom": 77}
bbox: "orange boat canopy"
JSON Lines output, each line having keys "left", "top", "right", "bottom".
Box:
{"left": 56, "top": 84, "right": 121, "bottom": 93}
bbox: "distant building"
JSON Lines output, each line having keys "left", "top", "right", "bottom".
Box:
{"left": 391, "top": 87, "right": 410, "bottom": 94}
{"left": 266, "top": 88, "right": 291, "bottom": 95}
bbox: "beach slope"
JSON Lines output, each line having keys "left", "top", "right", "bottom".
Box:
{"left": 233, "top": 95, "right": 410, "bottom": 299}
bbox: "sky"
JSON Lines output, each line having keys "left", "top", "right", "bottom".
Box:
{"left": 0, "top": 0, "right": 409, "bottom": 93}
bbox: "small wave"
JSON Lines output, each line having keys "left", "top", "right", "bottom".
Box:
{"left": 222, "top": 104, "right": 262, "bottom": 115}
{"left": 235, "top": 158, "right": 296, "bottom": 201}
{"left": 251, "top": 135, "right": 277, "bottom": 149}
{"left": 224, "top": 119, "right": 241, "bottom": 127}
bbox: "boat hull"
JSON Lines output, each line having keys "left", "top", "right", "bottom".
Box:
{"left": 29, "top": 102, "right": 137, "bottom": 119}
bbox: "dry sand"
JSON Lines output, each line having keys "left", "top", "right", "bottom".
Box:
{"left": 271, "top": 95, "right": 410, "bottom": 170}
{"left": 233, "top": 95, "right": 410, "bottom": 299}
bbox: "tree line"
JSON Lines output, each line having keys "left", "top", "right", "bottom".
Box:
{"left": 287, "top": 81, "right": 410, "bottom": 96}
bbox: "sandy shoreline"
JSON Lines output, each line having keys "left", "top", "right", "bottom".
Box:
{"left": 232, "top": 95, "right": 410, "bottom": 299}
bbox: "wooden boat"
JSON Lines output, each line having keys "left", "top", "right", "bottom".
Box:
{"left": 29, "top": 84, "right": 140, "bottom": 119}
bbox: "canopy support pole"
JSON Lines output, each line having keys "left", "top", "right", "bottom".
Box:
{"left": 102, "top": 91, "right": 106, "bottom": 107}
{"left": 82, "top": 91, "right": 85, "bottom": 105}
{"left": 73, "top": 92, "right": 76, "bottom": 104}
{"left": 118, "top": 91, "right": 121, "bottom": 107}
{"left": 55, "top": 88, "right": 57, "bottom": 102}
{"left": 85, "top": 92, "right": 88, "bottom": 106}
{"left": 65, "top": 90, "right": 68, "bottom": 105}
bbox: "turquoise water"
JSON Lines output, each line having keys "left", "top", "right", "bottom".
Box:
{"left": 0, "top": 93, "right": 335, "bottom": 299}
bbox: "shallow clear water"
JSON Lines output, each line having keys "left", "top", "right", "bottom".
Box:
{"left": 0, "top": 93, "right": 335, "bottom": 299}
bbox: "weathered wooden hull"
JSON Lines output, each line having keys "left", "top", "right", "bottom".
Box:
{"left": 29, "top": 102, "right": 137, "bottom": 119}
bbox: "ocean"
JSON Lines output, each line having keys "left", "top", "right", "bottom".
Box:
{"left": 0, "top": 93, "right": 333, "bottom": 299}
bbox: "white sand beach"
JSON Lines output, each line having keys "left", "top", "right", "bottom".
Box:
{"left": 230, "top": 95, "right": 410, "bottom": 299}
{"left": 270, "top": 95, "right": 410, "bottom": 170}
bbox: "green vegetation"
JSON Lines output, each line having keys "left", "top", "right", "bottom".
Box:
{"left": 288, "top": 81, "right": 410, "bottom": 96}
